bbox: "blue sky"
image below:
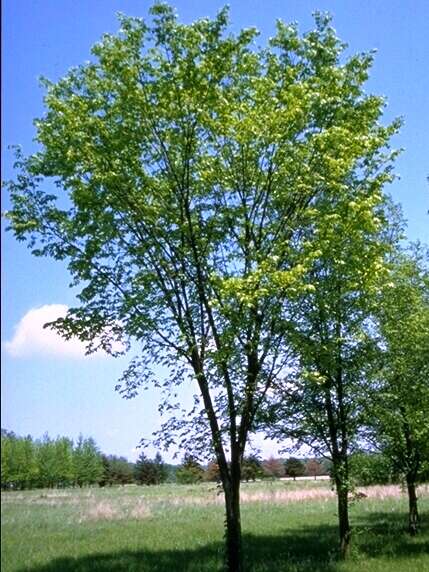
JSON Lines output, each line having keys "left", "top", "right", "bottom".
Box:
{"left": 2, "top": 0, "right": 428, "bottom": 463}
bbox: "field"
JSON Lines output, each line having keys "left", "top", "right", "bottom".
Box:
{"left": 2, "top": 480, "right": 428, "bottom": 572}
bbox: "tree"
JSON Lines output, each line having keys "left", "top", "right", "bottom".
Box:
{"left": 54, "top": 437, "right": 75, "bottom": 487}
{"left": 134, "top": 451, "right": 159, "bottom": 485}
{"left": 99, "top": 454, "right": 111, "bottom": 487}
{"left": 153, "top": 452, "right": 168, "bottom": 485}
{"left": 204, "top": 459, "right": 221, "bottom": 482}
{"left": 241, "top": 455, "right": 264, "bottom": 482}
{"left": 102, "top": 455, "right": 135, "bottom": 485}
{"left": 305, "top": 458, "right": 323, "bottom": 480}
{"left": 176, "top": 453, "right": 204, "bottom": 484}
{"left": 349, "top": 451, "right": 394, "bottom": 486}
{"left": 262, "top": 457, "right": 285, "bottom": 479}
{"left": 36, "top": 434, "right": 58, "bottom": 488}
{"left": 368, "top": 249, "right": 429, "bottom": 534}
{"left": 5, "top": 6, "right": 400, "bottom": 569}
{"left": 1, "top": 433, "right": 13, "bottom": 489}
{"left": 284, "top": 458, "right": 305, "bottom": 480}
{"left": 72, "top": 435, "right": 104, "bottom": 487}
{"left": 264, "top": 186, "right": 400, "bottom": 557}
{"left": 1, "top": 432, "right": 38, "bottom": 490}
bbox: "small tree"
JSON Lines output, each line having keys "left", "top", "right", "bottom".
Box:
{"left": 153, "top": 452, "right": 168, "bottom": 485}
{"left": 176, "top": 453, "right": 204, "bottom": 484}
{"left": 264, "top": 190, "right": 401, "bottom": 558}
{"left": 369, "top": 249, "right": 429, "bottom": 534}
{"left": 36, "top": 434, "right": 57, "bottom": 488}
{"left": 72, "top": 435, "right": 104, "bottom": 487}
{"left": 1, "top": 433, "right": 13, "bottom": 489}
{"left": 262, "top": 457, "right": 285, "bottom": 479}
{"left": 204, "top": 460, "right": 221, "bottom": 482}
{"left": 284, "top": 458, "right": 305, "bottom": 480}
{"left": 99, "top": 454, "right": 111, "bottom": 487}
{"left": 54, "top": 437, "right": 75, "bottom": 487}
{"left": 103, "top": 455, "right": 135, "bottom": 485}
{"left": 305, "top": 459, "right": 323, "bottom": 480}
{"left": 134, "top": 452, "right": 158, "bottom": 485}
{"left": 241, "top": 455, "right": 264, "bottom": 482}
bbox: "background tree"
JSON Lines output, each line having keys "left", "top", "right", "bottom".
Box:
{"left": 204, "top": 460, "right": 221, "bottom": 482}
{"left": 36, "top": 434, "right": 58, "bottom": 488}
{"left": 5, "top": 5, "right": 400, "bottom": 569}
{"left": 262, "top": 457, "right": 285, "bottom": 479}
{"left": 134, "top": 451, "right": 167, "bottom": 485}
{"left": 319, "top": 458, "right": 333, "bottom": 477}
{"left": 54, "top": 437, "right": 75, "bottom": 487}
{"left": 72, "top": 435, "right": 104, "bottom": 487}
{"left": 134, "top": 452, "right": 154, "bottom": 485}
{"left": 1, "top": 432, "right": 13, "bottom": 489}
{"left": 1, "top": 430, "right": 118, "bottom": 490}
{"left": 305, "top": 458, "right": 323, "bottom": 480}
{"left": 284, "top": 458, "right": 305, "bottom": 480}
{"left": 368, "top": 249, "right": 429, "bottom": 534}
{"left": 153, "top": 452, "right": 168, "bottom": 485}
{"left": 99, "top": 454, "right": 111, "bottom": 487}
{"left": 176, "top": 454, "right": 204, "bottom": 485}
{"left": 241, "top": 455, "right": 264, "bottom": 482}
{"left": 1, "top": 433, "right": 38, "bottom": 490}
{"left": 102, "top": 455, "right": 135, "bottom": 485}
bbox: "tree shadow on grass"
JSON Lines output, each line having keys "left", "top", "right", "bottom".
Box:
{"left": 352, "top": 510, "right": 429, "bottom": 559}
{"left": 14, "top": 526, "right": 339, "bottom": 572}
{"left": 244, "top": 523, "right": 339, "bottom": 571}
{"left": 16, "top": 512, "right": 428, "bottom": 572}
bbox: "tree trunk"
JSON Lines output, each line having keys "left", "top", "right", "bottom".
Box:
{"left": 406, "top": 476, "right": 419, "bottom": 535}
{"left": 223, "top": 464, "right": 243, "bottom": 572}
{"left": 335, "top": 480, "right": 351, "bottom": 559}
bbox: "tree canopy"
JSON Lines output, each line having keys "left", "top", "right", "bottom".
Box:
{"left": 6, "top": 5, "right": 402, "bottom": 569}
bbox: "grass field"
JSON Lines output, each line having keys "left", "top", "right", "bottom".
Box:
{"left": 1, "top": 480, "right": 428, "bottom": 572}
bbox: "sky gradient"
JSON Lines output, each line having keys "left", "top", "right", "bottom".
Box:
{"left": 2, "top": 0, "right": 428, "bottom": 462}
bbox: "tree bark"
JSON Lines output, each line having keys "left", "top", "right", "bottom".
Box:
{"left": 336, "top": 480, "right": 351, "bottom": 559}
{"left": 190, "top": 352, "right": 244, "bottom": 571}
{"left": 324, "top": 379, "right": 351, "bottom": 560}
{"left": 406, "top": 475, "right": 419, "bottom": 535}
{"left": 223, "top": 460, "right": 243, "bottom": 572}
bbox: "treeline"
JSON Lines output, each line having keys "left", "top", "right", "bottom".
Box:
{"left": 1, "top": 429, "right": 104, "bottom": 490}
{"left": 2, "top": 427, "right": 407, "bottom": 490}
{"left": 170, "top": 453, "right": 408, "bottom": 486}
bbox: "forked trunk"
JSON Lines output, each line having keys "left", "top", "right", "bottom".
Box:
{"left": 406, "top": 476, "right": 419, "bottom": 535}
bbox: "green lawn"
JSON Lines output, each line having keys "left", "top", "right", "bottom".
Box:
{"left": 1, "top": 481, "right": 428, "bottom": 571}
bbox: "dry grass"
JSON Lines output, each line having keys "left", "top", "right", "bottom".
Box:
{"left": 145, "top": 483, "right": 429, "bottom": 508}
{"left": 85, "top": 500, "right": 120, "bottom": 521}
{"left": 362, "top": 484, "right": 429, "bottom": 499}
{"left": 80, "top": 495, "right": 152, "bottom": 522}
{"left": 3, "top": 483, "right": 428, "bottom": 524}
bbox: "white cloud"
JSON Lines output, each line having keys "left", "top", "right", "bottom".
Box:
{"left": 4, "top": 304, "right": 109, "bottom": 359}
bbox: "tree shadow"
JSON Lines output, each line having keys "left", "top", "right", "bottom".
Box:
{"left": 352, "top": 510, "right": 429, "bottom": 559}
{"left": 15, "top": 511, "right": 428, "bottom": 572}
{"left": 14, "top": 526, "right": 339, "bottom": 572}
{"left": 16, "top": 546, "right": 221, "bottom": 572}
{"left": 244, "top": 524, "right": 339, "bottom": 571}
